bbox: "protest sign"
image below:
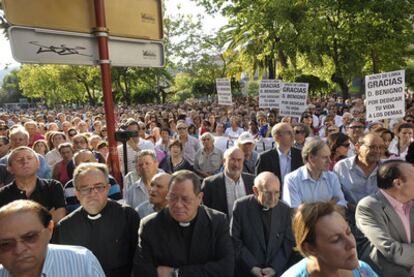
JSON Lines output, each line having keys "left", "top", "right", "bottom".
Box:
{"left": 366, "top": 70, "right": 405, "bottom": 121}
{"left": 259, "top": 79, "right": 281, "bottom": 109}
{"left": 216, "top": 78, "right": 233, "bottom": 106}
{"left": 279, "top": 82, "right": 309, "bottom": 118}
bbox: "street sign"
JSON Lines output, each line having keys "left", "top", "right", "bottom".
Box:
{"left": 9, "top": 26, "right": 164, "bottom": 68}
{"left": 4, "top": 0, "right": 163, "bottom": 40}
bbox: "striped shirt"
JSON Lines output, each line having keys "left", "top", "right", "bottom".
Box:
{"left": 0, "top": 244, "right": 105, "bottom": 276}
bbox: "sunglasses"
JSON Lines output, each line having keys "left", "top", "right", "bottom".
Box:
{"left": 341, "top": 143, "right": 351, "bottom": 148}
{"left": 0, "top": 127, "right": 7, "bottom": 131}
{"left": 294, "top": 130, "right": 305, "bottom": 134}
{"left": 177, "top": 127, "right": 187, "bottom": 130}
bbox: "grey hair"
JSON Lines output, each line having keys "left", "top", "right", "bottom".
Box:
{"left": 73, "top": 162, "right": 110, "bottom": 189}
{"left": 200, "top": 132, "right": 215, "bottom": 143}
{"left": 8, "top": 146, "right": 39, "bottom": 167}
{"left": 301, "top": 138, "right": 327, "bottom": 163}
{"left": 135, "top": 149, "right": 157, "bottom": 163}
{"left": 9, "top": 126, "right": 29, "bottom": 140}
{"left": 223, "top": 146, "right": 242, "bottom": 160}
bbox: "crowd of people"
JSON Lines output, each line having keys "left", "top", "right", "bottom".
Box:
{"left": 0, "top": 94, "right": 413, "bottom": 276}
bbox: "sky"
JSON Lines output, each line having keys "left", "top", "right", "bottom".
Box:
{"left": 0, "top": 0, "right": 227, "bottom": 70}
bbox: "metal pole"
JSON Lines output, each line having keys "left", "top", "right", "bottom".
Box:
{"left": 93, "top": 0, "right": 123, "bottom": 188}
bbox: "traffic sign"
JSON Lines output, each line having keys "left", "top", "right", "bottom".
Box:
{"left": 9, "top": 26, "right": 164, "bottom": 67}
{"left": 3, "top": 0, "right": 163, "bottom": 40}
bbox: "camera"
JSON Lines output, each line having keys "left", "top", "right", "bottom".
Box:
{"left": 115, "top": 130, "right": 139, "bottom": 142}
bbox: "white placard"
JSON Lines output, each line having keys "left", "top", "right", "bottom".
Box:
{"left": 279, "top": 82, "right": 309, "bottom": 117}
{"left": 365, "top": 70, "right": 405, "bottom": 121}
{"left": 259, "top": 79, "right": 281, "bottom": 109}
{"left": 216, "top": 78, "right": 233, "bottom": 106}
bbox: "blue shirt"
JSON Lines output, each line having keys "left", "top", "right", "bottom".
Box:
{"left": 281, "top": 258, "right": 378, "bottom": 277}
{"left": 283, "top": 165, "right": 347, "bottom": 208}
{"left": 277, "top": 147, "right": 291, "bottom": 184}
{"left": 333, "top": 156, "right": 378, "bottom": 205}
{"left": 0, "top": 244, "right": 105, "bottom": 277}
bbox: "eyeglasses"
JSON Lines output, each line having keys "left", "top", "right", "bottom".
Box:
{"left": 0, "top": 127, "right": 7, "bottom": 131}
{"left": 177, "top": 127, "right": 187, "bottom": 131}
{"left": 167, "top": 194, "right": 195, "bottom": 206}
{"left": 349, "top": 126, "right": 364, "bottom": 129}
{"left": 294, "top": 130, "right": 305, "bottom": 134}
{"left": 76, "top": 183, "right": 107, "bottom": 196}
{"left": 328, "top": 128, "right": 337, "bottom": 133}
{"left": 0, "top": 229, "right": 47, "bottom": 253}
{"left": 68, "top": 132, "right": 77, "bottom": 137}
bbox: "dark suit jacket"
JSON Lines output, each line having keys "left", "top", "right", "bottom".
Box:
{"left": 255, "top": 147, "right": 303, "bottom": 183}
{"left": 133, "top": 205, "right": 234, "bottom": 277}
{"left": 231, "top": 195, "right": 296, "bottom": 277}
{"left": 356, "top": 191, "right": 414, "bottom": 277}
{"left": 202, "top": 172, "right": 255, "bottom": 215}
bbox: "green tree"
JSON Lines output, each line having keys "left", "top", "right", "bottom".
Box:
{"left": 0, "top": 69, "right": 23, "bottom": 102}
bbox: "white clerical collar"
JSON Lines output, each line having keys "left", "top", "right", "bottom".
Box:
{"left": 179, "top": 222, "right": 191, "bottom": 227}
{"left": 87, "top": 213, "right": 102, "bottom": 220}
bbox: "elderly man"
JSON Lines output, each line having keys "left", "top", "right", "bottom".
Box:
{"left": 0, "top": 147, "right": 66, "bottom": 222}
{"left": 237, "top": 132, "right": 258, "bottom": 174}
{"left": 202, "top": 146, "right": 255, "bottom": 218}
{"left": 52, "top": 162, "right": 140, "bottom": 277}
{"left": 136, "top": 172, "right": 171, "bottom": 218}
{"left": 133, "top": 170, "right": 234, "bottom": 277}
{"left": 193, "top": 132, "right": 223, "bottom": 178}
{"left": 283, "top": 138, "right": 347, "bottom": 208}
{"left": 231, "top": 172, "right": 297, "bottom": 277}
{"left": 117, "top": 119, "right": 155, "bottom": 174}
{"left": 334, "top": 133, "right": 383, "bottom": 210}
{"left": 176, "top": 121, "right": 200, "bottom": 165}
{"left": 356, "top": 160, "right": 414, "bottom": 276}
{"left": 0, "top": 200, "right": 105, "bottom": 276}
{"left": 256, "top": 123, "right": 303, "bottom": 186}
{"left": 124, "top": 150, "right": 161, "bottom": 209}
{"left": 0, "top": 126, "right": 51, "bottom": 179}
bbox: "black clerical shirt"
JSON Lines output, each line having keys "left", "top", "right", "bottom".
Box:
{"left": 52, "top": 200, "right": 140, "bottom": 277}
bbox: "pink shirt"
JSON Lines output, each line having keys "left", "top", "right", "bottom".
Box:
{"left": 381, "top": 189, "right": 412, "bottom": 243}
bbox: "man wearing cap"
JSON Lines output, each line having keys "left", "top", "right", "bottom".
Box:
{"left": 237, "top": 132, "right": 258, "bottom": 174}
{"left": 117, "top": 119, "right": 154, "bottom": 174}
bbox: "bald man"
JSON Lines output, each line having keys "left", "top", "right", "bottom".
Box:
{"left": 231, "top": 172, "right": 297, "bottom": 277}
{"left": 255, "top": 123, "right": 303, "bottom": 187}
{"left": 136, "top": 173, "right": 172, "bottom": 218}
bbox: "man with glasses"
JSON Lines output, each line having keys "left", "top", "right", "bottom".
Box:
{"left": 283, "top": 139, "right": 347, "bottom": 208}
{"left": 133, "top": 170, "right": 234, "bottom": 277}
{"left": 256, "top": 123, "right": 303, "bottom": 187}
{"left": 346, "top": 118, "right": 366, "bottom": 157}
{"left": 52, "top": 162, "right": 140, "bottom": 277}
{"left": 334, "top": 133, "right": 383, "bottom": 210}
{"left": 231, "top": 172, "right": 298, "bottom": 277}
{"left": 0, "top": 147, "right": 66, "bottom": 223}
{"left": 0, "top": 200, "right": 105, "bottom": 276}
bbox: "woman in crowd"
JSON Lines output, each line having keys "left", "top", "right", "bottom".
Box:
{"left": 388, "top": 122, "right": 414, "bottom": 160}
{"left": 32, "top": 139, "right": 49, "bottom": 156}
{"left": 159, "top": 139, "right": 192, "bottom": 173}
{"left": 374, "top": 128, "right": 394, "bottom": 159}
{"left": 293, "top": 123, "right": 311, "bottom": 150}
{"left": 327, "top": 133, "right": 350, "bottom": 170}
{"left": 282, "top": 202, "right": 378, "bottom": 277}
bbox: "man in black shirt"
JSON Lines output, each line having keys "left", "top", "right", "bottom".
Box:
{"left": 0, "top": 146, "right": 66, "bottom": 222}
{"left": 231, "top": 171, "right": 297, "bottom": 277}
{"left": 52, "top": 162, "right": 140, "bottom": 277}
{"left": 133, "top": 170, "right": 234, "bottom": 277}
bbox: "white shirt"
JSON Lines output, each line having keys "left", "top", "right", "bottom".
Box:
{"left": 224, "top": 174, "right": 246, "bottom": 218}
